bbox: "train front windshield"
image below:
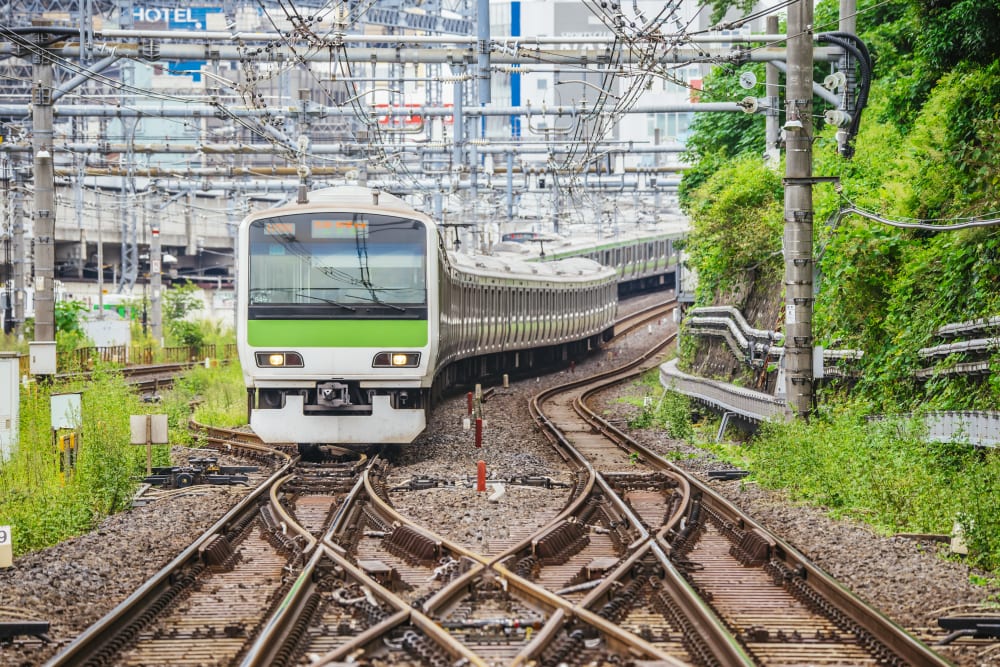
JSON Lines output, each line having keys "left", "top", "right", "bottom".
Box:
{"left": 247, "top": 212, "right": 427, "bottom": 319}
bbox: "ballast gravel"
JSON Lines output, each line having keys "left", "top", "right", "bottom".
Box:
{"left": 2, "top": 292, "right": 998, "bottom": 667}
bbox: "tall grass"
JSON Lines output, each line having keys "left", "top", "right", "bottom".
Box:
{"left": 0, "top": 368, "right": 168, "bottom": 555}
{"left": 725, "top": 412, "right": 1000, "bottom": 572}
{"left": 626, "top": 370, "right": 1000, "bottom": 573}
{"left": 162, "top": 360, "right": 248, "bottom": 433}
{"left": 0, "top": 358, "right": 249, "bottom": 557}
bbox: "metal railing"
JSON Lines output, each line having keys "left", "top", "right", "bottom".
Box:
{"left": 917, "top": 314, "right": 1000, "bottom": 379}
{"left": 871, "top": 411, "right": 1000, "bottom": 449}
{"left": 659, "top": 358, "right": 789, "bottom": 424}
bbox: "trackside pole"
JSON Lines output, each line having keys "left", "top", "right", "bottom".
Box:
{"left": 477, "top": 461, "right": 487, "bottom": 492}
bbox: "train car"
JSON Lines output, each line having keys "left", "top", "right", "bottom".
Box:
{"left": 236, "top": 186, "right": 617, "bottom": 446}
{"left": 494, "top": 222, "right": 687, "bottom": 296}
{"left": 500, "top": 230, "right": 560, "bottom": 243}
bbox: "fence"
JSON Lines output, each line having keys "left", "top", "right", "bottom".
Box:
{"left": 14, "top": 343, "right": 238, "bottom": 375}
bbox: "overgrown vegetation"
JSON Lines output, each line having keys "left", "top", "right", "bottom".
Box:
{"left": 677, "top": 0, "right": 1000, "bottom": 571}
{"left": 0, "top": 357, "right": 245, "bottom": 557}
{"left": 718, "top": 413, "right": 1000, "bottom": 572}
{"left": 0, "top": 280, "right": 244, "bottom": 557}
{"left": 0, "top": 370, "right": 167, "bottom": 555}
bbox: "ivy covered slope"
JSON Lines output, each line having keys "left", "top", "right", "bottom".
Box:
{"left": 680, "top": 0, "right": 1000, "bottom": 412}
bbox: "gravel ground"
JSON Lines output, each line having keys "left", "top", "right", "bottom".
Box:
{"left": 4, "top": 293, "right": 998, "bottom": 666}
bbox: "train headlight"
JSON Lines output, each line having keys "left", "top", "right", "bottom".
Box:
{"left": 255, "top": 351, "right": 304, "bottom": 368}
{"left": 372, "top": 352, "right": 420, "bottom": 368}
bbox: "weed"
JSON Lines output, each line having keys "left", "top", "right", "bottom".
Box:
{"left": 0, "top": 354, "right": 246, "bottom": 557}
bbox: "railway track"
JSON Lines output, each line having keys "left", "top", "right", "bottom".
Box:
{"left": 527, "top": 303, "right": 951, "bottom": 666}
{"left": 46, "top": 298, "right": 953, "bottom": 666}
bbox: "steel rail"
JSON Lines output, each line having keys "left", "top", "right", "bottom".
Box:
{"left": 575, "top": 354, "right": 955, "bottom": 666}
{"left": 521, "top": 311, "right": 752, "bottom": 666}
{"left": 356, "top": 445, "right": 692, "bottom": 663}
{"left": 44, "top": 452, "right": 295, "bottom": 666}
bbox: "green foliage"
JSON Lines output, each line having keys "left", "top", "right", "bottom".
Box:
{"left": 163, "top": 282, "right": 205, "bottom": 346}
{"left": 622, "top": 372, "right": 697, "bottom": 442}
{"left": 673, "top": 0, "right": 1000, "bottom": 574}
{"left": 53, "top": 300, "right": 93, "bottom": 354}
{"left": 714, "top": 409, "right": 1000, "bottom": 571}
{"left": 914, "top": 0, "right": 1000, "bottom": 72}
{"left": 162, "top": 360, "right": 247, "bottom": 437}
{"left": 684, "top": 154, "right": 784, "bottom": 299}
{"left": 682, "top": 64, "right": 766, "bottom": 161}
{"left": 54, "top": 300, "right": 88, "bottom": 336}
{"left": 809, "top": 59, "right": 1000, "bottom": 410}
{"left": 696, "top": 0, "right": 755, "bottom": 25}
{"left": 0, "top": 369, "right": 167, "bottom": 555}
{"left": 0, "top": 358, "right": 246, "bottom": 557}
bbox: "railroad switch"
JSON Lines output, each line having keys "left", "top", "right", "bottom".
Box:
{"left": 508, "top": 475, "right": 569, "bottom": 488}
{"left": 936, "top": 616, "right": 1000, "bottom": 644}
{"left": 0, "top": 621, "right": 50, "bottom": 643}
{"left": 391, "top": 476, "right": 452, "bottom": 491}
{"left": 143, "top": 457, "right": 258, "bottom": 488}
{"left": 357, "top": 559, "right": 402, "bottom": 591}
{"left": 707, "top": 469, "right": 750, "bottom": 481}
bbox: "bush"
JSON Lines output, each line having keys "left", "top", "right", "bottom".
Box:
{"left": 0, "top": 369, "right": 166, "bottom": 555}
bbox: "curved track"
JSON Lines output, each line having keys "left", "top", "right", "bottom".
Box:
{"left": 47, "top": 299, "right": 952, "bottom": 666}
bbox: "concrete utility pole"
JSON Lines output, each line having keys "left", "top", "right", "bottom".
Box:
{"left": 150, "top": 219, "right": 163, "bottom": 343}
{"left": 477, "top": 0, "right": 492, "bottom": 106}
{"left": 11, "top": 169, "right": 26, "bottom": 337}
{"left": 764, "top": 15, "right": 781, "bottom": 168}
{"left": 783, "top": 0, "right": 815, "bottom": 418}
{"left": 32, "top": 45, "right": 56, "bottom": 342}
{"left": 838, "top": 0, "right": 857, "bottom": 156}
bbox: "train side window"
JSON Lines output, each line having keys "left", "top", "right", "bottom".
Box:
{"left": 519, "top": 289, "right": 526, "bottom": 343}
{"left": 528, "top": 289, "right": 534, "bottom": 341}
{"left": 546, "top": 289, "right": 554, "bottom": 340}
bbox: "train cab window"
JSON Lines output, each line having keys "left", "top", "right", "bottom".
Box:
{"left": 248, "top": 212, "right": 428, "bottom": 319}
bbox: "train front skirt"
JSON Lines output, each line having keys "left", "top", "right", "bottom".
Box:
{"left": 250, "top": 394, "right": 426, "bottom": 444}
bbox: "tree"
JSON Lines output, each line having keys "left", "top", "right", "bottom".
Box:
{"left": 163, "top": 283, "right": 204, "bottom": 346}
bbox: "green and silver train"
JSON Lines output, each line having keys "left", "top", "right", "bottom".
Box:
{"left": 237, "top": 186, "right": 622, "bottom": 446}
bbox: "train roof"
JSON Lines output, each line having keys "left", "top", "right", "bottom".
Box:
{"left": 493, "top": 218, "right": 689, "bottom": 262}
{"left": 242, "top": 186, "right": 427, "bottom": 224}
{"left": 448, "top": 250, "right": 614, "bottom": 282}
{"left": 302, "top": 186, "right": 419, "bottom": 213}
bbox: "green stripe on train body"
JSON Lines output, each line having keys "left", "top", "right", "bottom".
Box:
{"left": 248, "top": 319, "right": 429, "bottom": 347}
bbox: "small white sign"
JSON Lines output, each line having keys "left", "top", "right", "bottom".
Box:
{"left": 785, "top": 303, "right": 797, "bottom": 324}
{"left": 130, "top": 414, "right": 169, "bottom": 444}
{"left": 0, "top": 524, "right": 10, "bottom": 567}
{"left": 0, "top": 526, "right": 14, "bottom": 568}
{"left": 51, "top": 393, "right": 82, "bottom": 430}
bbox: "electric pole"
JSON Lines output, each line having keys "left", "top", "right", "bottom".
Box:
{"left": 32, "top": 43, "right": 56, "bottom": 343}
{"left": 838, "top": 0, "right": 858, "bottom": 156}
{"left": 783, "top": 0, "right": 815, "bottom": 418}
{"left": 150, "top": 220, "right": 163, "bottom": 343}
{"left": 764, "top": 14, "right": 781, "bottom": 168}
